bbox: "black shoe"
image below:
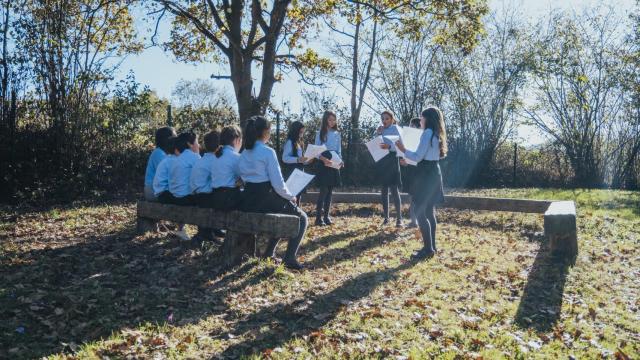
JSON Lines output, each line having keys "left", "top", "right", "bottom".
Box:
{"left": 284, "top": 260, "right": 304, "bottom": 270}
{"left": 323, "top": 216, "right": 333, "bottom": 225}
{"left": 411, "top": 248, "right": 435, "bottom": 260}
{"left": 213, "top": 229, "right": 226, "bottom": 238}
{"left": 315, "top": 218, "right": 325, "bottom": 226}
{"left": 396, "top": 219, "right": 403, "bottom": 228}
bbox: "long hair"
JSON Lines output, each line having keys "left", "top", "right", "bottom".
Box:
{"left": 319, "top": 110, "right": 337, "bottom": 143}
{"left": 176, "top": 132, "right": 197, "bottom": 153}
{"left": 421, "top": 107, "right": 448, "bottom": 158}
{"left": 203, "top": 130, "right": 221, "bottom": 153}
{"left": 381, "top": 110, "right": 397, "bottom": 124}
{"left": 216, "top": 125, "right": 242, "bottom": 158}
{"left": 155, "top": 126, "right": 176, "bottom": 151}
{"left": 287, "top": 121, "right": 305, "bottom": 157}
{"left": 243, "top": 116, "right": 271, "bottom": 150}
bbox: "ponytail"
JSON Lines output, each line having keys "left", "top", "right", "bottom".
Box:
{"left": 243, "top": 116, "right": 270, "bottom": 150}
{"left": 216, "top": 125, "right": 242, "bottom": 157}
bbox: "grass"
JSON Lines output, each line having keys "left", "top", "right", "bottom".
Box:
{"left": 1, "top": 189, "right": 638, "bottom": 359}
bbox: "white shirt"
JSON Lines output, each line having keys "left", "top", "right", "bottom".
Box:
{"left": 238, "top": 141, "right": 295, "bottom": 201}
{"left": 169, "top": 149, "right": 201, "bottom": 197}
{"left": 211, "top": 145, "right": 241, "bottom": 189}
{"left": 190, "top": 152, "right": 215, "bottom": 194}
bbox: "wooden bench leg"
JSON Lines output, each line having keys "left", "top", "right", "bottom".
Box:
{"left": 544, "top": 201, "right": 578, "bottom": 262}
{"left": 137, "top": 217, "right": 157, "bottom": 235}
{"left": 222, "top": 231, "right": 257, "bottom": 267}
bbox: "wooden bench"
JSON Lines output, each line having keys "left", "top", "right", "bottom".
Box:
{"left": 302, "top": 192, "right": 578, "bottom": 260}
{"left": 136, "top": 201, "right": 300, "bottom": 267}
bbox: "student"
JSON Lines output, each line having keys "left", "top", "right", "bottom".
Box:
{"left": 190, "top": 130, "right": 222, "bottom": 242}
{"left": 144, "top": 126, "right": 176, "bottom": 201}
{"left": 209, "top": 125, "right": 243, "bottom": 211}
{"left": 314, "top": 110, "right": 343, "bottom": 226}
{"left": 153, "top": 136, "right": 189, "bottom": 241}
{"left": 238, "top": 116, "right": 308, "bottom": 270}
{"left": 395, "top": 107, "right": 447, "bottom": 259}
{"left": 375, "top": 110, "right": 403, "bottom": 227}
{"left": 400, "top": 117, "right": 421, "bottom": 228}
{"left": 282, "top": 121, "right": 312, "bottom": 206}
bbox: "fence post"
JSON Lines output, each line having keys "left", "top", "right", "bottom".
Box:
{"left": 166, "top": 105, "right": 173, "bottom": 127}
{"left": 513, "top": 143, "right": 518, "bottom": 186}
{"left": 275, "top": 111, "right": 281, "bottom": 155}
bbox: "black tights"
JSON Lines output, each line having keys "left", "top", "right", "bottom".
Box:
{"left": 415, "top": 202, "right": 437, "bottom": 252}
{"left": 264, "top": 206, "right": 309, "bottom": 262}
{"left": 316, "top": 186, "right": 334, "bottom": 219}
{"left": 381, "top": 186, "right": 402, "bottom": 220}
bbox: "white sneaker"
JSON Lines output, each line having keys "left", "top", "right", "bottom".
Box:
{"left": 172, "top": 230, "right": 190, "bottom": 241}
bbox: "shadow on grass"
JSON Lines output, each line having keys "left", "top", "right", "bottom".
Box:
{"left": 219, "top": 258, "right": 421, "bottom": 358}
{"left": 514, "top": 242, "right": 572, "bottom": 332}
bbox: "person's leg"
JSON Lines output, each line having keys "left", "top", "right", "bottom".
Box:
{"left": 414, "top": 202, "right": 435, "bottom": 255}
{"left": 408, "top": 197, "right": 418, "bottom": 226}
{"left": 381, "top": 186, "right": 390, "bottom": 223}
{"left": 284, "top": 207, "right": 308, "bottom": 269}
{"left": 263, "top": 238, "right": 280, "bottom": 258}
{"left": 426, "top": 204, "right": 437, "bottom": 251}
{"left": 323, "top": 186, "right": 334, "bottom": 224}
{"left": 315, "top": 186, "right": 327, "bottom": 225}
{"left": 391, "top": 186, "right": 402, "bottom": 225}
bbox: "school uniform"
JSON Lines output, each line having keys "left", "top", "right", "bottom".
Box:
{"left": 166, "top": 149, "right": 201, "bottom": 205}
{"left": 190, "top": 152, "right": 215, "bottom": 207}
{"left": 153, "top": 155, "right": 176, "bottom": 199}
{"left": 209, "top": 145, "right": 242, "bottom": 211}
{"left": 238, "top": 140, "right": 308, "bottom": 267}
{"left": 376, "top": 124, "right": 403, "bottom": 224}
{"left": 314, "top": 130, "right": 342, "bottom": 187}
{"left": 403, "top": 128, "right": 445, "bottom": 254}
{"left": 144, "top": 148, "right": 166, "bottom": 201}
{"left": 282, "top": 139, "right": 310, "bottom": 204}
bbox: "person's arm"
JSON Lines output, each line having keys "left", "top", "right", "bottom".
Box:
{"left": 153, "top": 161, "right": 168, "bottom": 195}
{"left": 397, "top": 129, "right": 432, "bottom": 163}
{"left": 266, "top": 149, "right": 295, "bottom": 201}
{"left": 282, "top": 140, "right": 298, "bottom": 164}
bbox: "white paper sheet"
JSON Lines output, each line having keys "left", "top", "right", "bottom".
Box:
{"left": 396, "top": 127, "right": 423, "bottom": 166}
{"left": 328, "top": 151, "right": 342, "bottom": 169}
{"left": 285, "top": 169, "right": 315, "bottom": 196}
{"left": 365, "top": 136, "right": 389, "bottom": 162}
{"left": 303, "top": 144, "right": 327, "bottom": 159}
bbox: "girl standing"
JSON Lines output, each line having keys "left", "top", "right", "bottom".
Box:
{"left": 282, "top": 121, "right": 312, "bottom": 206}
{"left": 376, "top": 110, "right": 403, "bottom": 227}
{"left": 395, "top": 107, "right": 447, "bottom": 259}
{"left": 238, "top": 116, "right": 308, "bottom": 270}
{"left": 400, "top": 117, "right": 422, "bottom": 228}
{"left": 314, "top": 110, "right": 343, "bottom": 226}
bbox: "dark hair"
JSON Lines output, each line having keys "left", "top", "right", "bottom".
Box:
{"left": 410, "top": 117, "right": 421, "bottom": 128}
{"left": 243, "top": 116, "right": 271, "bottom": 150}
{"left": 203, "top": 130, "right": 220, "bottom": 153}
{"left": 320, "top": 110, "right": 337, "bottom": 143}
{"left": 421, "top": 107, "right": 448, "bottom": 158}
{"left": 287, "top": 121, "right": 305, "bottom": 157}
{"left": 156, "top": 126, "right": 176, "bottom": 153}
{"left": 164, "top": 135, "right": 178, "bottom": 154}
{"left": 175, "top": 132, "right": 197, "bottom": 153}
{"left": 216, "top": 125, "right": 242, "bottom": 157}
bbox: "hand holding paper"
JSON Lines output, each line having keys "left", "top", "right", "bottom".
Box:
{"left": 304, "top": 144, "right": 327, "bottom": 159}
{"left": 366, "top": 136, "right": 389, "bottom": 162}
{"left": 285, "top": 169, "right": 315, "bottom": 196}
{"left": 327, "top": 151, "right": 343, "bottom": 169}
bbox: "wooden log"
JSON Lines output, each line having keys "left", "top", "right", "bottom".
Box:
{"left": 136, "top": 201, "right": 299, "bottom": 238}
{"left": 222, "top": 231, "right": 257, "bottom": 267}
{"left": 544, "top": 201, "right": 578, "bottom": 261}
{"left": 301, "top": 192, "right": 552, "bottom": 214}
{"left": 136, "top": 217, "right": 157, "bottom": 235}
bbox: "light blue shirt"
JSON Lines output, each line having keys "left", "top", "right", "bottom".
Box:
{"left": 404, "top": 129, "right": 441, "bottom": 162}
{"left": 144, "top": 148, "right": 166, "bottom": 186}
{"left": 169, "top": 149, "right": 201, "bottom": 197}
{"left": 282, "top": 139, "right": 303, "bottom": 164}
{"left": 211, "top": 145, "right": 241, "bottom": 189}
{"left": 153, "top": 155, "right": 176, "bottom": 196}
{"left": 315, "top": 129, "right": 341, "bottom": 157}
{"left": 238, "top": 141, "right": 294, "bottom": 201}
{"left": 380, "top": 124, "right": 402, "bottom": 152}
{"left": 190, "top": 152, "right": 215, "bottom": 194}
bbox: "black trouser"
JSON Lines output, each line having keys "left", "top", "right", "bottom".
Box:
{"left": 315, "top": 186, "right": 334, "bottom": 220}
{"left": 263, "top": 205, "right": 308, "bottom": 262}
{"left": 415, "top": 201, "right": 437, "bottom": 252}
{"left": 381, "top": 186, "right": 402, "bottom": 221}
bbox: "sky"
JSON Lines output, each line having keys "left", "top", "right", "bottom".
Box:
{"left": 117, "top": 0, "right": 636, "bottom": 146}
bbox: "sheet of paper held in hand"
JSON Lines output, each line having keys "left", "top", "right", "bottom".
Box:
{"left": 366, "top": 136, "right": 389, "bottom": 162}
{"left": 395, "top": 127, "right": 423, "bottom": 166}
{"left": 303, "top": 144, "right": 327, "bottom": 159}
{"left": 285, "top": 169, "right": 315, "bottom": 196}
{"left": 328, "top": 151, "right": 343, "bottom": 169}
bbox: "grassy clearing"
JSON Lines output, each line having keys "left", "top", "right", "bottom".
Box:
{"left": 1, "top": 189, "right": 638, "bottom": 359}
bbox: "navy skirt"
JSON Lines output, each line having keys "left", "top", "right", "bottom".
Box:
{"left": 240, "top": 182, "right": 297, "bottom": 214}
{"left": 410, "top": 161, "right": 444, "bottom": 207}
{"left": 376, "top": 152, "right": 402, "bottom": 186}
{"left": 315, "top": 150, "right": 341, "bottom": 187}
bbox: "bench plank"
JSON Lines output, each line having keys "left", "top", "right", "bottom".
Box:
{"left": 301, "top": 192, "right": 552, "bottom": 214}
{"left": 136, "top": 201, "right": 300, "bottom": 238}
